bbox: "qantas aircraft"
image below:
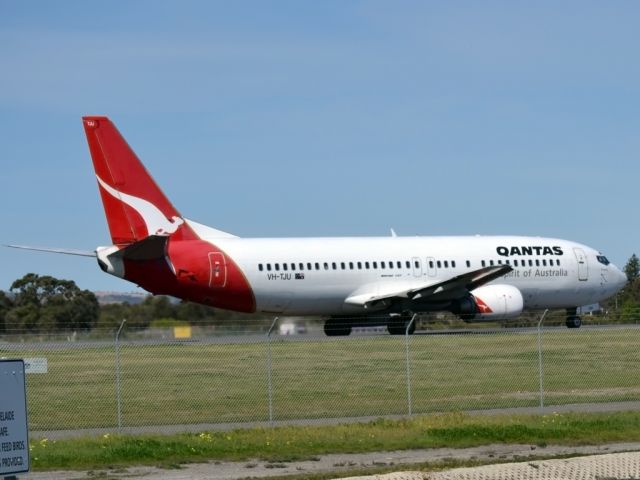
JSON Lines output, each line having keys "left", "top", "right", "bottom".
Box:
{"left": 10, "top": 117, "right": 627, "bottom": 335}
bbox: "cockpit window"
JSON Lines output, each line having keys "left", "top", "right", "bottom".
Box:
{"left": 597, "top": 255, "right": 610, "bottom": 266}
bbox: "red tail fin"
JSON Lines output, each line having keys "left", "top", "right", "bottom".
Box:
{"left": 82, "top": 116, "right": 197, "bottom": 245}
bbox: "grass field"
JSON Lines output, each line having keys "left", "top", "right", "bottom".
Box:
{"left": 2, "top": 326, "right": 639, "bottom": 431}
{"left": 27, "top": 411, "right": 640, "bottom": 471}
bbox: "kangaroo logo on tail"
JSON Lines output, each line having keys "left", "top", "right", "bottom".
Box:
{"left": 96, "top": 176, "right": 185, "bottom": 236}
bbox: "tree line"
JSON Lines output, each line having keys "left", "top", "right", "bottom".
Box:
{"left": 0, "top": 273, "right": 264, "bottom": 334}
{"left": 1, "top": 254, "right": 640, "bottom": 334}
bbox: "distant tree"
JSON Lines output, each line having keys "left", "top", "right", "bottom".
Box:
{"left": 176, "top": 300, "right": 217, "bottom": 323}
{"left": 98, "top": 295, "right": 180, "bottom": 331}
{"left": 624, "top": 254, "right": 640, "bottom": 282}
{"left": 6, "top": 274, "right": 99, "bottom": 333}
{"left": 620, "top": 298, "right": 640, "bottom": 323}
{"left": 0, "top": 291, "right": 14, "bottom": 334}
{"left": 96, "top": 302, "right": 129, "bottom": 331}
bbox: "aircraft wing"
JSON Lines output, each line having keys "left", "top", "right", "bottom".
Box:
{"left": 345, "top": 265, "right": 512, "bottom": 310}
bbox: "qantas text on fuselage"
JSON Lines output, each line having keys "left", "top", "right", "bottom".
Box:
{"left": 8, "top": 117, "right": 628, "bottom": 335}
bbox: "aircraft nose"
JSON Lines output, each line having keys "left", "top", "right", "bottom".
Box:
{"left": 613, "top": 266, "right": 628, "bottom": 291}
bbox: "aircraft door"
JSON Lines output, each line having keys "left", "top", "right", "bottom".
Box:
{"left": 426, "top": 257, "right": 437, "bottom": 277}
{"left": 412, "top": 257, "right": 422, "bottom": 277}
{"left": 208, "top": 252, "right": 227, "bottom": 287}
{"left": 573, "top": 248, "right": 588, "bottom": 281}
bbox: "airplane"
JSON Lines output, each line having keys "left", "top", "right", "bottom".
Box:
{"left": 8, "top": 116, "right": 628, "bottom": 335}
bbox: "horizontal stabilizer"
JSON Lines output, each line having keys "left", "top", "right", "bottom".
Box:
{"left": 5, "top": 245, "right": 96, "bottom": 257}
{"left": 108, "top": 235, "right": 169, "bottom": 262}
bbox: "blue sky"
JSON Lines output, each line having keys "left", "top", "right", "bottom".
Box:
{"left": 1, "top": 1, "right": 638, "bottom": 293}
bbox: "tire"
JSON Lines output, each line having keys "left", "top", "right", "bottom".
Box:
{"left": 324, "top": 318, "right": 352, "bottom": 336}
{"left": 565, "top": 316, "right": 582, "bottom": 329}
{"left": 387, "top": 317, "right": 416, "bottom": 335}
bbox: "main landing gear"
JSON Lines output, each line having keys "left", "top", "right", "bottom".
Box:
{"left": 565, "top": 308, "right": 582, "bottom": 329}
{"left": 387, "top": 313, "right": 416, "bottom": 335}
{"left": 323, "top": 313, "right": 417, "bottom": 336}
{"left": 324, "top": 317, "right": 352, "bottom": 336}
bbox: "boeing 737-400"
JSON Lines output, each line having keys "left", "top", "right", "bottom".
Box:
{"left": 9, "top": 117, "right": 628, "bottom": 335}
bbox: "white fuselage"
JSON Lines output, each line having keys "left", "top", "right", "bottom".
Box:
{"left": 207, "top": 234, "right": 626, "bottom": 315}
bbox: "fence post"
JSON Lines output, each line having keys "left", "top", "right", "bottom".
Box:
{"left": 267, "top": 317, "right": 279, "bottom": 425}
{"left": 115, "top": 319, "right": 126, "bottom": 432}
{"left": 537, "top": 310, "right": 548, "bottom": 412}
{"left": 405, "top": 314, "right": 417, "bottom": 416}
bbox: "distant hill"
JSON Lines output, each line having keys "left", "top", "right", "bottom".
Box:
{"left": 93, "top": 291, "right": 148, "bottom": 305}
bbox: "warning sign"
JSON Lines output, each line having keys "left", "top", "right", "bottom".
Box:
{"left": 0, "top": 359, "right": 29, "bottom": 475}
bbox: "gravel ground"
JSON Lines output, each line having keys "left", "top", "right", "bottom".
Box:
{"left": 20, "top": 442, "right": 640, "bottom": 480}
{"left": 344, "top": 451, "right": 640, "bottom": 480}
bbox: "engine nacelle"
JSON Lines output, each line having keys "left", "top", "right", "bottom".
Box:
{"left": 452, "top": 284, "right": 524, "bottom": 321}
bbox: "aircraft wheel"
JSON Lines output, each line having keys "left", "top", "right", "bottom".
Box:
{"left": 387, "top": 316, "right": 416, "bottom": 335}
{"left": 324, "top": 318, "right": 352, "bottom": 336}
{"left": 565, "top": 316, "right": 582, "bottom": 329}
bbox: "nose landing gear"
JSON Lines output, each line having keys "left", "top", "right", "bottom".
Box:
{"left": 565, "top": 308, "right": 582, "bottom": 328}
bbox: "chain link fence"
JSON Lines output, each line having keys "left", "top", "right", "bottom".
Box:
{"left": 1, "top": 310, "right": 639, "bottom": 434}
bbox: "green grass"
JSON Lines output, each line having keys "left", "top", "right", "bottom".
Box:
{"left": 2, "top": 327, "right": 639, "bottom": 430}
{"left": 28, "top": 411, "right": 640, "bottom": 470}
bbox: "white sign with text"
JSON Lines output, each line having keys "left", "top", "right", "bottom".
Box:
{"left": 0, "top": 359, "right": 29, "bottom": 475}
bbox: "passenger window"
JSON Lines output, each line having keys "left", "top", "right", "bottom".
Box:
{"left": 259, "top": 264, "right": 263, "bottom": 271}
{"left": 429, "top": 261, "right": 434, "bottom": 268}
{"left": 414, "top": 260, "right": 419, "bottom": 268}
{"left": 529, "top": 259, "right": 533, "bottom": 267}
{"left": 341, "top": 262, "right": 346, "bottom": 270}
{"left": 490, "top": 260, "right": 494, "bottom": 266}
{"left": 373, "top": 261, "right": 377, "bottom": 269}
{"left": 481, "top": 260, "right": 486, "bottom": 267}
{"left": 283, "top": 263, "right": 288, "bottom": 271}
{"left": 323, "top": 262, "right": 329, "bottom": 270}
{"left": 365, "top": 262, "right": 370, "bottom": 269}
{"left": 389, "top": 261, "right": 393, "bottom": 269}
{"left": 557, "top": 259, "right": 561, "bottom": 266}
{"left": 397, "top": 261, "right": 402, "bottom": 269}
{"left": 275, "top": 263, "right": 280, "bottom": 271}
{"left": 307, "top": 263, "right": 312, "bottom": 270}
{"left": 349, "top": 262, "right": 354, "bottom": 270}
{"left": 535, "top": 259, "right": 540, "bottom": 267}
{"left": 267, "top": 263, "right": 272, "bottom": 271}
{"left": 437, "top": 261, "right": 442, "bottom": 268}
{"left": 514, "top": 260, "right": 518, "bottom": 267}
{"left": 452, "top": 261, "right": 456, "bottom": 268}
{"left": 505, "top": 260, "right": 510, "bottom": 265}
{"left": 357, "top": 262, "right": 362, "bottom": 269}
{"left": 332, "top": 262, "right": 337, "bottom": 270}
{"left": 381, "top": 261, "right": 386, "bottom": 269}
{"left": 299, "top": 263, "right": 304, "bottom": 270}
{"left": 444, "top": 260, "right": 449, "bottom": 268}
{"left": 315, "top": 262, "right": 320, "bottom": 270}
{"left": 466, "top": 260, "right": 470, "bottom": 268}
{"left": 498, "top": 260, "right": 502, "bottom": 265}
{"left": 542, "top": 259, "right": 547, "bottom": 266}
{"left": 291, "top": 263, "right": 296, "bottom": 271}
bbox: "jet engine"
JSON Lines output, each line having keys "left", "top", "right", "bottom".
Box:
{"left": 452, "top": 284, "right": 524, "bottom": 321}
